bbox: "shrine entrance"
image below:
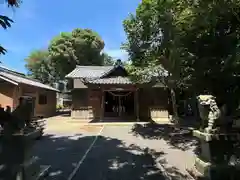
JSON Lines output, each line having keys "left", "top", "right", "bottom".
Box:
{"left": 104, "top": 90, "right": 135, "bottom": 119}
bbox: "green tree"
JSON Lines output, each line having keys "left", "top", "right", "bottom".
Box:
{"left": 101, "top": 52, "right": 115, "bottom": 65}
{"left": 123, "top": 0, "right": 183, "bottom": 121}
{"left": 48, "top": 28, "right": 105, "bottom": 81}
{"left": 25, "top": 50, "right": 54, "bottom": 84}
{"left": 25, "top": 28, "right": 110, "bottom": 84}
{"left": 123, "top": 0, "right": 240, "bottom": 119}
{"left": 0, "top": 0, "right": 21, "bottom": 55}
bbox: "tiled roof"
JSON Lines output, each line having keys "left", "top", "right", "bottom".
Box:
{"left": 65, "top": 66, "right": 114, "bottom": 78}
{"left": 86, "top": 76, "right": 133, "bottom": 85}
{"left": 0, "top": 66, "right": 59, "bottom": 92}
{"left": 66, "top": 64, "right": 169, "bottom": 86}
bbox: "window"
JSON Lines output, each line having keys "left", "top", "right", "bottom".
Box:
{"left": 38, "top": 94, "right": 47, "bottom": 105}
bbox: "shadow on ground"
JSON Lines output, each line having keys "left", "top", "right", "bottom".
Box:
{"left": 89, "top": 118, "right": 149, "bottom": 123}
{"left": 33, "top": 133, "right": 191, "bottom": 180}
{"left": 131, "top": 123, "right": 200, "bottom": 153}
{"left": 55, "top": 110, "right": 71, "bottom": 117}
{"left": 33, "top": 134, "right": 95, "bottom": 180}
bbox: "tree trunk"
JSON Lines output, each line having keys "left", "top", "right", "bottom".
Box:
{"left": 170, "top": 88, "right": 179, "bottom": 124}
{"left": 192, "top": 93, "right": 200, "bottom": 121}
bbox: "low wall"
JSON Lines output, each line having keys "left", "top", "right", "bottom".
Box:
{"left": 71, "top": 107, "right": 93, "bottom": 120}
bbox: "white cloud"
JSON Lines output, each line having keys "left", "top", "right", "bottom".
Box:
{"left": 104, "top": 49, "right": 128, "bottom": 61}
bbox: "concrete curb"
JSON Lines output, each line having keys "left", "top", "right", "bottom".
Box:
{"left": 68, "top": 120, "right": 173, "bottom": 126}
{"left": 68, "top": 122, "right": 150, "bottom": 126}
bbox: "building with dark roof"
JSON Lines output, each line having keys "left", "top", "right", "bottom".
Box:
{"left": 66, "top": 60, "right": 170, "bottom": 122}
{"left": 0, "top": 65, "right": 59, "bottom": 117}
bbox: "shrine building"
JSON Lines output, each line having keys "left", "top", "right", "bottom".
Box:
{"left": 65, "top": 60, "right": 170, "bottom": 122}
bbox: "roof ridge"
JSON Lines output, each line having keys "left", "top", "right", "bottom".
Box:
{"left": 0, "top": 65, "right": 25, "bottom": 76}
{"left": 76, "top": 65, "right": 113, "bottom": 68}
{"left": 100, "top": 65, "right": 127, "bottom": 78}
{"left": 0, "top": 66, "right": 56, "bottom": 90}
{"left": 1, "top": 67, "right": 44, "bottom": 83}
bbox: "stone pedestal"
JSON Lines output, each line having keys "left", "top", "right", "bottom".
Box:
{"left": 0, "top": 130, "right": 50, "bottom": 180}
{"left": 190, "top": 130, "right": 240, "bottom": 180}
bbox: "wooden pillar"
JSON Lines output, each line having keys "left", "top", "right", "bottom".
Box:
{"left": 100, "top": 89, "right": 104, "bottom": 121}
{"left": 170, "top": 88, "right": 179, "bottom": 124}
{"left": 135, "top": 88, "right": 140, "bottom": 121}
{"left": 118, "top": 96, "right": 121, "bottom": 117}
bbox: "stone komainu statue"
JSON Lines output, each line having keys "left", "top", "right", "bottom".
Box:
{"left": 197, "top": 95, "right": 232, "bottom": 133}
{"left": 0, "top": 96, "right": 34, "bottom": 134}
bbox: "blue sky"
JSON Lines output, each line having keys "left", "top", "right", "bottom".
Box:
{"left": 0, "top": 0, "right": 140, "bottom": 73}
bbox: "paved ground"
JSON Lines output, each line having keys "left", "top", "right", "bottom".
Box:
{"left": 33, "top": 117, "right": 196, "bottom": 180}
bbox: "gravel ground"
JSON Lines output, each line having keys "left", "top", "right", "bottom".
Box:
{"left": 32, "top": 119, "right": 196, "bottom": 180}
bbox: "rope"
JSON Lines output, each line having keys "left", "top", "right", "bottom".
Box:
{"left": 108, "top": 91, "right": 133, "bottom": 97}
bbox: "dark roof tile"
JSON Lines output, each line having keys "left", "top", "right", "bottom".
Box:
{"left": 65, "top": 66, "right": 113, "bottom": 78}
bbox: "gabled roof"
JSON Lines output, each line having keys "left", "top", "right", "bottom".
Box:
{"left": 65, "top": 65, "right": 114, "bottom": 79}
{"left": 66, "top": 63, "right": 169, "bottom": 85}
{"left": 66, "top": 65, "right": 134, "bottom": 84}
{"left": 0, "top": 65, "right": 59, "bottom": 92}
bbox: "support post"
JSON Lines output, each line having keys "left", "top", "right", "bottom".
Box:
{"left": 135, "top": 88, "right": 140, "bottom": 121}
{"left": 118, "top": 96, "right": 121, "bottom": 117}
{"left": 100, "top": 89, "right": 104, "bottom": 121}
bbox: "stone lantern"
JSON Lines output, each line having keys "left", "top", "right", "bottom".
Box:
{"left": 188, "top": 95, "right": 240, "bottom": 179}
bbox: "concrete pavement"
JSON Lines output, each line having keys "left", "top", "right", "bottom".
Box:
{"left": 33, "top": 117, "right": 195, "bottom": 180}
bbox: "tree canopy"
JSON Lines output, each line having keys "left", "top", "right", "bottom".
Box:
{"left": 25, "top": 50, "right": 53, "bottom": 84}
{"left": 25, "top": 28, "right": 114, "bottom": 84}
{"left": 123, "top": 0, "right": 240, "bottom": 101}
{"left": 101, "top": 52, "right": 115, "bottom": 65}
{"left": 48, "top": 28, "right": 105, "bottom": 80}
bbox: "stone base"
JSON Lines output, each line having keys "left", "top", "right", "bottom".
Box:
{"left": 193, "top": 130, "right": 240, "bottom": 142}
{"left": 194, "top": 157, "right": 240, "bottom": 180}
{"left": 195, "top": 157, "right": 211, "bottom": 177}
{"left": 186, "top": 167, "right": 206, "bottom": 180}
